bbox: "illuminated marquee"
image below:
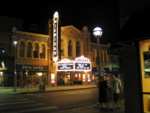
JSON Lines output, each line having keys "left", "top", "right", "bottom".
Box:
{"left": 75, "top": 55, "right": 91, "bottom": 71}
{"left": 53, "top": 11, "right": 59, "bottom": 62}
{"left": 57, "top": 56, "right": 91, "bottom": 71}
{"left": 75, "top": 63, "right": 91, "bottom": 70}
{"left": 57, "top": 59, "right": 74, "bottom": 71}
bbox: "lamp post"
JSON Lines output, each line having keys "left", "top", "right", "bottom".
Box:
{"left": 93, "top": 27, "right": 103, "bottom": 104}
{"left": 13, "top": 41, "right": 17, "bottom": 92}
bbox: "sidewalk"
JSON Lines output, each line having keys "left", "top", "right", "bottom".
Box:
{"left": 0, "top": 84, "right": 97, "bottom": 94}
{"left": 50, "top": 101, "right": 125, "bottom": 113}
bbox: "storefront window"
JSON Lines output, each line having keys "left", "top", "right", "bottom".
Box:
{"left": 139, "top": 40, "right": 150, "bottom": 112}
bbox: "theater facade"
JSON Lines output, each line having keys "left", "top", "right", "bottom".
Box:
{"left": 0, "top": 12, "right": 121, "bottom": 86}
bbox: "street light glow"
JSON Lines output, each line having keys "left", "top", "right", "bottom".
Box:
{"left": 13, "top": 41, "right": 18, "bottom": 45}
{"left": 93, "top": 27, "right": 103, "bottom": 38}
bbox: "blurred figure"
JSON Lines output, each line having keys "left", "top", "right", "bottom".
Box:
{"left": 111, "top": 73, "right": 123, "bottom": 110}
{"left": 98, "top": 75, "right": 108, "bottom": 110}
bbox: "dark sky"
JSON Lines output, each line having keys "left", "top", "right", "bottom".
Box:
{"left": 0, "top": 1, "right": 120, "bottom": 43}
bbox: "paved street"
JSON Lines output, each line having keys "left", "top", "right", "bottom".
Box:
{"left": 0, "top": 85, "right": 125, "bottom": 113}
{"left": 0, "top": 88, "right": 98, "bottom": 113}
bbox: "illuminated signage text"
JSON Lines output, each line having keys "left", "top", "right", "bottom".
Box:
{"left": 57, "top": 56, "right": 91, "bottom": 71}
{"left": 53, "top": 11, "right": 59, "bottom": 62}
{"left": 75, "top": 63, "right": 91, "bottom": 70}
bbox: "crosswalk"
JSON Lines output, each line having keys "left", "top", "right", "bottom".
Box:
{"left": 0, "top": 96, "right": 59, "bottom": 113}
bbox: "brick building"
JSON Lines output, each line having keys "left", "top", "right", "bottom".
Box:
{"left": 0, "top": 14, "right": 121, "bottom": 87}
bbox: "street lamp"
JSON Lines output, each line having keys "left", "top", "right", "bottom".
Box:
{"left": 93, "top": 27, "right": 103, "bottom": 104}
{"left": 13, "top": 40, "right": 17, "bottom": 92}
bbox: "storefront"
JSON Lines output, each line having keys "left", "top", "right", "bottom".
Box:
{"left": 16, "top": 65, "right": 49, "bottom": 86}
{"left": 0, "top": 61, "right": 7, "bottom": 86}
{"left": 139, "top": 39, "right": 150, "bottom": 112}
{"left": 56, "top": 56, "right": 92, "bottom": 85}
{"left": 0, "top": 68, "right": 7, "bottom": 86}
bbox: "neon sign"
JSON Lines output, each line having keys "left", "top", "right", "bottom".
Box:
{"left": 58, "top": 63, "right": 74, "bottom": 70}
{"left": 53, "top": 11, "right": 59, "bottom": 62}
{"left": 75, "top": 63, "right": 91, "bottom": 70}
{"left": 57, "top": 56, "right": 91, "bottom": 71}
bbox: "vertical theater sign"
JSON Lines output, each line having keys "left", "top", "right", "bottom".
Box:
{"left": 51, "top": 11, "right": 92, "bottom": 84}
{"left": 53, "top": 11, "right": 59, "bottom": 62}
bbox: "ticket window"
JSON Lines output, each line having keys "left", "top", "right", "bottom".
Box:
{"left": 75, "top": 73, "right": 82, "bottom": 81}
{"left": 67, "top": 75, "right": 71, "bottom": 80}
{"left": 87, "top": 74, "right": 91, "bottom": 82}
{"left": 51, "top": 73, "right": 55, "bottom": 84}
{"left": 140, "top": 40, "right": 150, "bottom": 112}
{"left": 82, "top": 74, "right": 86, "bottom": 82}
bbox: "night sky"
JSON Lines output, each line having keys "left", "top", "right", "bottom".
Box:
{"left": 0, "top": 1, "right": 120, "bottom": 44}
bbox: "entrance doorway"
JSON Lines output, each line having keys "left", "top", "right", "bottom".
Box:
{"left": 57, "top": 74, "right": 71, "bottom": 85}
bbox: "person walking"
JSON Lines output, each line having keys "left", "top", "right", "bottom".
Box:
{"left": 111, "top": 73, "right": 123, "bottom": 110}
{"left": 98, "top": 75, "right": 108, "bottom": 110}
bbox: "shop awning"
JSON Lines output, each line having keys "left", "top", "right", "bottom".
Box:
{"left": 0, "top": 67, "right": 7, "bottom": 70}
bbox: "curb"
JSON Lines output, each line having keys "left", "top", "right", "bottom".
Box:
{"left": 0, "top": 86, "right": 97, "bottom": 95}
{"left": 19, "top": 86, "right": 97, "bottom": 94}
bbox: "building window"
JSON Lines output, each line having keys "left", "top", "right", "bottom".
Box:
{"left": 61, "top": 40, "right": 65, "bottom": 56}
{"left": 104, "top": 50, "right": 108, "bottom": 63}
{"left": 68, "top": 41, "right": 72, "bottom": 56}
{"left": 92, "top": 50, "right": 95, "bottom": 62}
{"left": 76, "top": 41, "right": 80, "bottom": 57}
{"left": 19, "top": 41, "right": 25, "bottom": 57}
{"left": 33, "top": 43, "right": 39, "bottom": 58}
{"left": 27, "top": 42, "right": 32, "bottom": 58}
{"left": 92, "top": 50, "right": 96, "bottom": 62}
{"left": 101, "top": 50, "right": 104, "bottom": 63}
{"left": 40, "top": 44, "right": 45, "bottom": 58}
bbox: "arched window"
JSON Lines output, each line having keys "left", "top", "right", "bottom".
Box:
{"left": 27, "top": 42, "right": 32, "bottom": 58}
{"left": 68, "top": 40, "right": 72, "bottom": 56}
{"left": 19, "top": 41, "right": 25, "bottom": 57}
{"left": 76, "top": 41, "right": 80, "bottom": 57}
{"left": 40, "top": 44, "right": 45, "bottom": 58}
{"left": 33, "top": 43, "right": 39, "bottom": 58}
{"left": 61, "top": 40, "right": 64, "bottom": 56}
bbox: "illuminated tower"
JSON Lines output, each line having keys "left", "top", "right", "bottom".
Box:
{"left": 52, "top": 11, "right": 61, "bottom": 62}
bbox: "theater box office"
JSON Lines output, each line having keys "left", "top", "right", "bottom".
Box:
{"left": 56, "top": 56, "right": 92, "bottom": 85}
